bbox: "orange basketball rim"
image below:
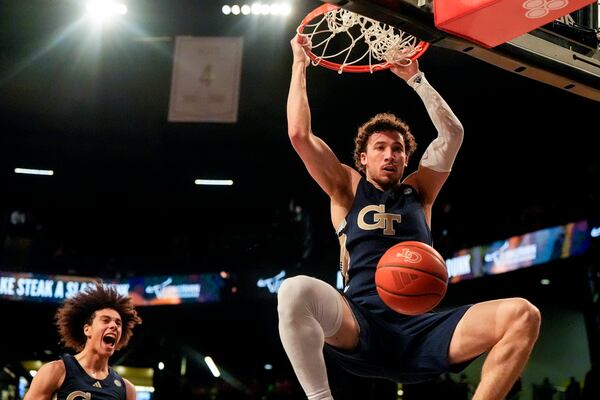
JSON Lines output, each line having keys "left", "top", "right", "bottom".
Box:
{"left": 297, "top": 3, "right": 430, "bottom": 73}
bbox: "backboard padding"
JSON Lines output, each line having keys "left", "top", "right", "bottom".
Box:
{"left": 322, "top": 0, "right": 600, "bottom": 101}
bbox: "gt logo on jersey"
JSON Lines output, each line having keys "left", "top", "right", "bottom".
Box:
{"left": 67, "top": 391, "right": 91, "bottom": 400}
{"left": 357, "top": 205, "right": 401, "bottom": 235}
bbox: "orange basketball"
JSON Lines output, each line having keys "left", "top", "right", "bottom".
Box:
{"left": 375, "top": 241, "right": 448, "bottom": 315}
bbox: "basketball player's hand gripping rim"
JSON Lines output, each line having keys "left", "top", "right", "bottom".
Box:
{"left": 291, "top": 34, "right": 312, "bottom": 67}
{"left": 391, "top": 59, "right": 420, "bottom": 83}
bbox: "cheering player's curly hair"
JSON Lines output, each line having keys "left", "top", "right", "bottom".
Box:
{"left": 55, "top": 282, "right": 142, "bottom": 351}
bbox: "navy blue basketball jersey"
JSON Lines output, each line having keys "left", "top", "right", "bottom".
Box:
{"left": 55, "top": 354, "right": 127, "bottom": 400}
{"left": 338, "top": 178, "right": 431, "bottom": 300}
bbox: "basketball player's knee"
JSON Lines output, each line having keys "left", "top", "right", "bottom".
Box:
{"left": 507, "top": 298, "right": 541, "bottom": 339}
{"left": 278, "top": 275, "right": 316, "bottom": 302}
{"left": 277, "top": 275, "right": 317, "bottom": 317}
{"left": 277, "top": 275, "right": 342, "bottom": 336}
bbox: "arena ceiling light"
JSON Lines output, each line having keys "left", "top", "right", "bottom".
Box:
{"left": 14, "top": 168, "right": 54, "bottom": 176}
{"left": 222, "top": 2, "right": 292, "bottom": 16}
{"left": 204, "top": 356, "right": 221, "bottom": 378}
{"left": 194, "top": 179, "right": 234, "bottom": 186}
{"left": 85, "top": 0, "right": 128, "bottom": 23}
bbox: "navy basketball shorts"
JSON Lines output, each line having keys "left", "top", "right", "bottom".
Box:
{"left": 324, "top": 293, "right": 476, "bottom": 383}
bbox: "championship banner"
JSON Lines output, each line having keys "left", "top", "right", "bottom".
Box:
{"left": 168, "top": 36, "right": 243, "bottom": 123}
{"left": 0, "top": 272, "right": 225, "bottom": 306}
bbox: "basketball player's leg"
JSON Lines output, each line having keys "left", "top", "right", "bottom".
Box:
{"left": 448, "top": 298, "right": 541, "bottom": 400}
{"left": 278, "top": 276, "right": 359, "bottom": 400}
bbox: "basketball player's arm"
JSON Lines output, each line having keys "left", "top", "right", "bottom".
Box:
{"left": 23, "top": 360, "right": 65, "bottom": 400}
{"left": 124, "top": 378, "right": 137, "bottom": 400}
{"left": 287, "top": 34, "right": 354, "bottom": 202}
{"left": 392, "top": 63, "right": 464, "bottom": 207}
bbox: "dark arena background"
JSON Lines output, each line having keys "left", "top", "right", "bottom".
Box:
{"left": 1, "top": 0, "right": 599, "bottom": 399}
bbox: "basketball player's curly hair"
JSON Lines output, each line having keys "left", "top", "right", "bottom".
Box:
{"left": 353, "top": 113, "right": 417, "bottom": 174}
{"left": 55, "top": 282, "right": 142, "bottom": 352}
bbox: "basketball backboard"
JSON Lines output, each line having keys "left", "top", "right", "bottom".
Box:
{"left": 322, "top": 0, "right": 600, "bottom": 101}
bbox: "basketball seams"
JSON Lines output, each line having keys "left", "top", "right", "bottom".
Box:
{"left": 376, "top": 285, "right": 443, "bottom": 298}
{"left": 377, "top": 264, "right": 447, "bottom": 283}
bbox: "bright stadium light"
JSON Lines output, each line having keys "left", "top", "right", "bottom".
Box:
{"left": 85, "top": 0, "right": 128, "bottom": 23}
{"left": 14, "top": 168, "right": 54, "bottom": 176}
{"left": 279, "top": 3, "right": 291, "bottom": 15}
{"left": 194, "top": 179, "right": 234, "bottom": 186}
{"left": 269, "top": 4, "right": 280, "bottom": 14}
{"left": 221, "top": 2, "right": 292, "bottom": 17}
{"left": 204, "top": 356, "right": 221, "bottom": 378}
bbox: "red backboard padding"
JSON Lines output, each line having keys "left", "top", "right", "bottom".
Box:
{"left": 434, "top": 0, "right": 595, "bottom": 47}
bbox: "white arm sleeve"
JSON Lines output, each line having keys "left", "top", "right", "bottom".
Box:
{"left": 407, "top": 72, "right": 464, "bottom": 172}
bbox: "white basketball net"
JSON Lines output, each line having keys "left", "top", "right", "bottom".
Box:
{"left": 299, "top": 8, "right": 423, "bottom": 73}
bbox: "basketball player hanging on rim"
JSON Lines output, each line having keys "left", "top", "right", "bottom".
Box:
{"left": 24, "top": 283, "right": 142, "bottom": 400}
{"left": 278, "top": 33, "right": 541, "bottom": 400}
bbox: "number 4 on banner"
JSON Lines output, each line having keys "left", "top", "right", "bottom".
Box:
{"left": 168, "top": 36, "right": 243, "bottom": 123}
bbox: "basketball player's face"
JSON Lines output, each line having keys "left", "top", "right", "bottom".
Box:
{"left": 361, "top": 131, "right": 407, "bottom": 188}
{"left": 84, "top": 308, "right": 122, "bottom": 356}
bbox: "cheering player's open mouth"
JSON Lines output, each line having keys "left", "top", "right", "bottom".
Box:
{"left": 102, "top": 333, "right": 117, "bottom": 349}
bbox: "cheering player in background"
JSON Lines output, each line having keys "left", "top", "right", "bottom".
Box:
{"left": 24, "top": 283, "right": 142, "bottom": 400}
